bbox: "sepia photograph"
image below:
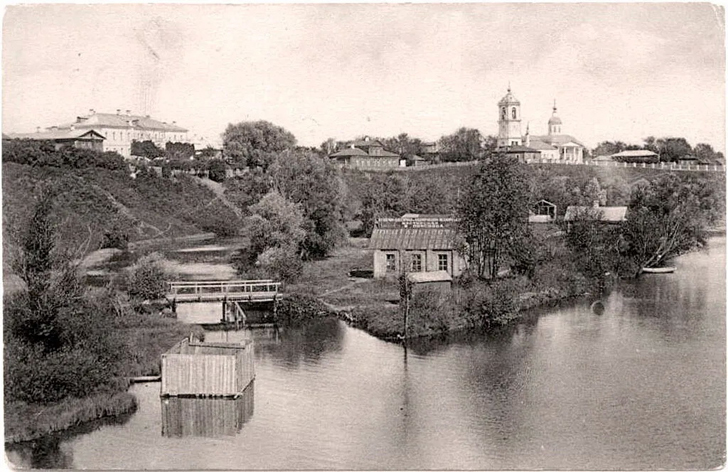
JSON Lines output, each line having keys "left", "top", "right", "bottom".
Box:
{"left": 2, "top": 2, "right": 726, "bottom": 469}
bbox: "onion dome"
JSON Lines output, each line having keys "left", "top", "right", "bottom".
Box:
{"left": 548, "top": 100, "right": 562, "bottom": 125}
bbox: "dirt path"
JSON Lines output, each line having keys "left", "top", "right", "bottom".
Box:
{"left": 196, "top": 178, "right": 244, "bottom": 219}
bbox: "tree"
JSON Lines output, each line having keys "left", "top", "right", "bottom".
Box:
{"left": 437, "top": 128, "right": 485, "bottom": 162}
{"left": 207, "top": 159, "right": 228, "bottom": 183}
{"left": 592, "top": 141, "right": 627, "bottom": 157}
{"left": 655, "top": 137, "right": 692, "bottom": 162}
{"left": 268, "top": 150, "right": 348, "bottom": 259}
{"left": 165, "top": 142, "right": 195, "bottom": 160}
{"left": 456, "top": 155, "right": 532, "bottom": 279}
{"left": 124, "top": 252, "right": 172, "bottom": 301}
{"left": 621, "top": 174, "right": 716, "bottom": 273}
{"left": 360, "top": 173, "right": 409, "bottom": 236}
{"left": 131, "top": 140, "right": 165, "bottom": 159}
{"left": 237, "top": 191, "right": 306, "bottom": 281}
{"left": 222, "top": 120, "right": 296, "bottom": 167}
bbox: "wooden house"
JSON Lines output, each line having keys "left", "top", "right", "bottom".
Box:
{"left": 564, "top": 202, "right": 628, "bottom": 229}
{"left": 5, "top": 129, "right": 106, "bottom": 152}
{"left": 369, "top": 214, "right": 466, "bottom": 279}
{"left": 329, "top": 137, "right": 400, "bottom": 169}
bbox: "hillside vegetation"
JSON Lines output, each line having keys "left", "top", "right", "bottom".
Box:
{"left": 3, "top": 162, "right": 242, "bottom": 264}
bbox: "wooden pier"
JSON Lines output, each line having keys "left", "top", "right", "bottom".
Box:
{"left": 166, "top": 279, "right": 281, "bottom": 304}
{"left": 160, "top": 336, "right": 255, "bottom": 397}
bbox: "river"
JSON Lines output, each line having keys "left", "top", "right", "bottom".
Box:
{"left": 7, "top": 238, "right": 725, "bottom": 469}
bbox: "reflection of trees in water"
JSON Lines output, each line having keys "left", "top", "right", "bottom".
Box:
{"left": 6, "top": 410, "right": 135, "bottom": 469}
{"left": 406, "top": 314, "right": 540, "bottom": 357}
{"left": 256, "top": 318, "right": 345, "bottom": 367}
{"left": 161, "top": 382, "right": 255, "bottom": 437}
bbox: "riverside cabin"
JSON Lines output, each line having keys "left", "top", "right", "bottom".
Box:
{"left": 161, "top": 336, "right": 255, "bottom": 397}
{"left": 369, "top": 214, "right": 466, "bottom": 279}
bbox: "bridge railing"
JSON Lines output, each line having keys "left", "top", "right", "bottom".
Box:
{"left": 167, "top": 280, "right": 281, "bottom": 296}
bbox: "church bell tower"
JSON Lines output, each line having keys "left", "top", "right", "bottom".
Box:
{"left": 497, "top": 86, "right": 522, "bottom": 148}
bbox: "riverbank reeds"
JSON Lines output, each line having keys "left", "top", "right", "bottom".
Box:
{"left": 5, "top": 392, "right": 137, "bottom": 444}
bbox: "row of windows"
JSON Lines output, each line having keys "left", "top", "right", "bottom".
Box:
{"left": 385, "top": 253, "right": 449, "bottom": 272}
{"left": 108, "top": 131, "right": 185, "bottom": 142}
{"left": 354, "top": 158, "right": 398, "bottom": 167}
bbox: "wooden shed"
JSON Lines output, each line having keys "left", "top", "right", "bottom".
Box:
{"left": 161, "top": 337, "right": 255, "bottom": 397}
{"left": 407, "top": 270, "right": 453, "bottom": 293}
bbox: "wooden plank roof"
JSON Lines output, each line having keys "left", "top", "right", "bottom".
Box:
{"left": 369, "top": 227, "right": 457, "bottom": 250}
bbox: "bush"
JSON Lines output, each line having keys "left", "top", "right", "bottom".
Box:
{"left": 257, "top": 246, "right": 303, "bottom": 282}
{"left": 123, "top": 252, "right": 171, "bottom": 301}
{"left": 101, "top": 223, "right": 130, "bottom": 250}
{"left": 207, "top": 159, "right": 228, "bottom": 183}
{"left": 464, "top": 279, "right": 521, "bottom": 328}
{"left": 276, "top": 294, "right": 333, "bottom": 325}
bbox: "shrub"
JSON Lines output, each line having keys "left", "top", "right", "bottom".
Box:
{"left": 123, "top": 252, "right": 171, "bottom": 301}
{"left": 257, "top": 246, "right": 303, "bottom": 282}
{"left": 207, "top": 159, "right": 228, "bottom": 183}
{"left": 276, "top": 294, "right": 333, "bottom": 325}
{"left": 464, "top": 279, "right": 521, "bottom": 328}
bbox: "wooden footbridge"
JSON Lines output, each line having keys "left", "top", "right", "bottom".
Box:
{"left": 166, "top": 280, "right": 281, "bottom": 303}
{"left": 167, "top": 279, "right": 282, "bottom": 329}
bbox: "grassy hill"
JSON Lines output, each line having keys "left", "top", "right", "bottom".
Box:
{"left": 2, "top": 162, "right": 242, "bottom": 266}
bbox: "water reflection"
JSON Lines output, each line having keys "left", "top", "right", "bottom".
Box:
{"left": 161, "top": 383, "right": 255, "bottom": 437}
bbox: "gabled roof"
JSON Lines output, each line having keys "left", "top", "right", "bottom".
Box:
{"left": 5, "top": 129, "right": 106, "bottom": 141}
{"left": 564, "top": 205, "right": 628, "bottom": 222}
{"left": 369, "top": 227, "right": 457, "bottom": 250}
{"left": 530, "top": 134, "right": 585, "bottom": 148}
{"left": 60, "top": 112, "right": 187, "bottom": 132}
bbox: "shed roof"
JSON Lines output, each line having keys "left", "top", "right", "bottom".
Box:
{"left": 526, "top": 138, "right": 557, "bottom": 151}
{"left": 369, "top": 227, "right": 457, "bottom": 250}
{"left": 407, "top": 270, "right": 452, "bottom": 284}
{"left": 564, "top": 205, "right": 628, "bottom": 222}
{"left": 330, "top": 147, "right": 368, "bottom": 157}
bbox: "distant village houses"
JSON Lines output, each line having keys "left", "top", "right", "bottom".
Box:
{"left": 329, "top": 137, "right": 401, "bottom": 169}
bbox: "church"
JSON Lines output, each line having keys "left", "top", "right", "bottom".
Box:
{"left": 496, "top": 87, "right": 585, "bottom": 163}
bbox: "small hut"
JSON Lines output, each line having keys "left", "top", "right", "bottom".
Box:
{"left": 407, "top": 270, "right": 453, "bottom": 293}
{"left": 161, "top": 337, "right": 255, "bottom": 397}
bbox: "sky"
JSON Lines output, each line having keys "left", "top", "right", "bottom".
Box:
{"left": 2, "top": 3, "right": 725, "bottom": 152}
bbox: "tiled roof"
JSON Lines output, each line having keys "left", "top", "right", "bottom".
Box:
{"left": 564, "top": 206, "right": 628, "bottom": 222}
{"left": 369, "top": 227, "right": 457, "bottom": 250}
{"left": 61, "top": 113, "right": 187, "bottom": 132}
{"left": 407, "top": 270, "right": 452, "bottom": 283}
{"left": 377, "top": 150, "right": 400, "bottom": 157}
{"left": 5, "top": 129, "right": 106, "bottom": 140}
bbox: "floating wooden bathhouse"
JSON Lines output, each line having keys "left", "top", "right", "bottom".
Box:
{"left": 161, "top": 337, "right": 255, "bottom": 397}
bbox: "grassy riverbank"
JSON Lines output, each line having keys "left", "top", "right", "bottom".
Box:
{"left": 284, "top": 234, "right": 590, "bottom": 341}
{"left": 5, "top": 392, "right": 138, "bottom": 444}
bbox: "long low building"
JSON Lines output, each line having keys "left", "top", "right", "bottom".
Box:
{"left": 4, "top": 129, "right": 106, "bottom": 151}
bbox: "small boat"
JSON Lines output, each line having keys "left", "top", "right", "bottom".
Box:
{"left": 642, "top": 266, "right": 676, "bottom": 274}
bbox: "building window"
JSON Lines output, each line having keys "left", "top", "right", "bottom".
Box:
{"left": 386, "top": 253, "right": 396, "bottom": 272}
{"left": 112, "top": 131, "right": 116, "bottom": 140}
{"left": 438, "top": 254, "right": 449, "bottom": 272}
{"left": 410, "top": 253, "right": 422, "bottom": 272}
{"left": 501, "top": 107, "right": 506, "bottom": 120}
{"left": 511, "top": 107, "right": 517, "bottom": 119}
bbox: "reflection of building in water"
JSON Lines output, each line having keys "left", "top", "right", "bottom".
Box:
{"left": 161, "top": 383, "right": 255, "bottom": 437}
